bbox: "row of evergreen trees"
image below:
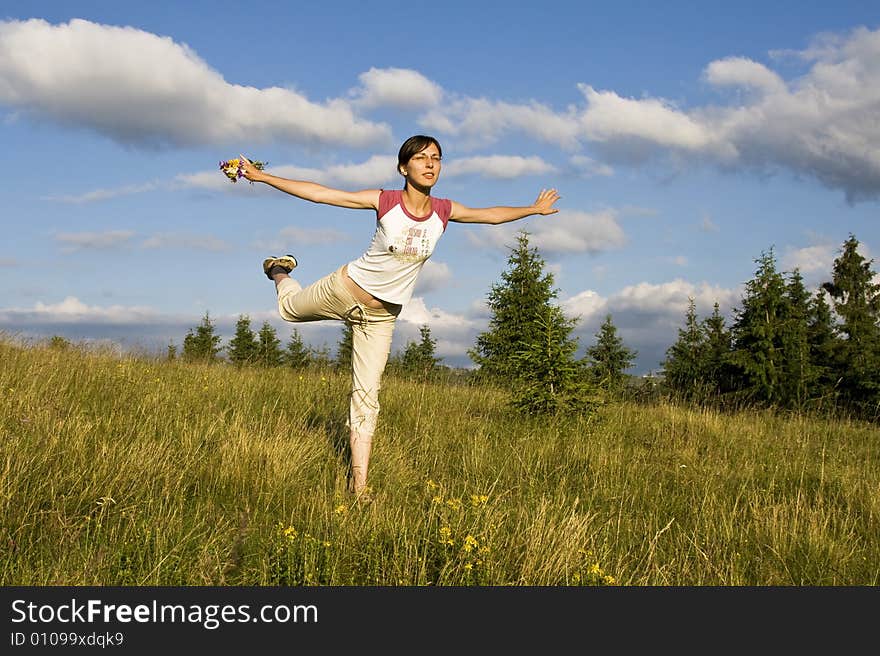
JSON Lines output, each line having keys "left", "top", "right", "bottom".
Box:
{"left": 175, "top": 231, "right": 878, "bottom": 420}
{"left": 176, "top": 313, "right": 445, "bottom": 379}
{"left": 175, "top": 231, "right": 639, "bottom": 415}
{"left": 662, "top": 235, "right": 880, "bottom": 419}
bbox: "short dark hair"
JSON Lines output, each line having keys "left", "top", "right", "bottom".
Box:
{"left": 397, "top": 135, "right": 442, "bottom": 172}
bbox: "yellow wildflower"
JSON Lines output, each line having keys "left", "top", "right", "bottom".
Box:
{"left": 431, "top": 495, "right": 443, "bottom": 505}
{"left": 463, "top": 535, "right": 478, "bottom": 553}
{"left": 470, "top": 494, "right": 489, "bottom": 507}
{"left": 446, "top": 497, "right": 462, "bottom": 512}
{"left": 439, "top": 526, "right": 454, "bottom": 546}
{"left": 282, "top": 526, "right": 298, "bottom": 540}
{"left": 334, "top": 504, "right": 347, "bottom": 515}
{"left": 426, "top": 479, "right": 438, "bottom": 491}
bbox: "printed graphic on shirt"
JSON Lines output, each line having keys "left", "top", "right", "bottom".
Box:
{"left": 388, "top": 226, "right": 434, "bottom": 262}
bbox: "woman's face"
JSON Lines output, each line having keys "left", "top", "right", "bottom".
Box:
{"left": 402, "top": 143, "right": 442, "bottom": 187}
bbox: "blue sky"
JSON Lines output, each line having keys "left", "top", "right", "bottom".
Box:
{"left": 2, "top": 1, "right": 879, "bottom": 373}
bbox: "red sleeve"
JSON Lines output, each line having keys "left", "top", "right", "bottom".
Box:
{"left": 377, "top": 189, "right": 400, "bottom": 220}
{"left": 432, "top": 197, "right": 452, "bottom": 230}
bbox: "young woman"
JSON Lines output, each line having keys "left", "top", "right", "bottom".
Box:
{"left": 239, "top": 135, "right": 559, "bottom": 500}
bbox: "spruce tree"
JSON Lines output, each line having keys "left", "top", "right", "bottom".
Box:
{"left": 510, "top": 306, "right": 598, "bottom": 415}
{"left": 228, "top": 314, "right": 258, "bottom": 366}
{"left": 309, "top": 345, "right": 333, "bottom": 370}
{"left": 662, "top": 298, "right": 707, "bottom": 400}
{"left": 821, "top": 235, "right": 880, "bottom": 414}
{"left": 729, "top": 249, "right": 787, "bottom": 405}
{"left": 779, "top": 269, "right": 816, "bottom": 409}
{"left": 806, "top": 288, "right": 840, "bottom": 404}
{"left": 399, "top": 325, "right": 441, "bottom": 378}
{"left": 469, "top": 231, "right": 591, "bottom": 414}
{"left": 182, "top": 311, "right": 222, "bottom": 363}
{"left": 702, "top": 302, "right": 733, "bottom": 398}
{"left": 256, "top": 321, "right": 283, "bottom": 367}
{"left": 336, "top": 323, "right": 353, "bottom": 371}
{"left": 283, "top": 328, "right": 311, "bottom": 369}
{"left": 585, "top": 314, "right": 637, "bottom": 395}
{"left": 469, "top": 231, "right": 566, "bottom": 382}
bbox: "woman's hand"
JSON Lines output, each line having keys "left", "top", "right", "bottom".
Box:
{"left": 532, "top": 188, "right": 561, "bottom": 215}
{"left": 238, "top": 154, "right": 263, "bottom": 182}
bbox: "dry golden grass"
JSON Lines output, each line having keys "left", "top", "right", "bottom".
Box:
{"left": 2, "top": 336, "right": 878, "bottom": 585}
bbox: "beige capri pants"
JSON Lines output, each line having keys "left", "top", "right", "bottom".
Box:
{"left": 275, "top": 266, "right": 400, "bottom": 438}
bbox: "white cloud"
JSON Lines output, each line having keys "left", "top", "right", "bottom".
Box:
{"left": 700, "top": 31, "right": 880, "bottom": 202}
{"left": 352, "top": 67, "right": 443, "bottom": 109}
{"left": 395, "top": 278, "right": 735, "bottom": 370}
{"left": 52, "top": 229, "right": 233, "bottom": 253}
{"left": 531, "top": 210, "right": 627, "bottom": 254}
{"left": 396, "top": 296, "right": 481, "bottom": 360}
{"left": 561, "top": 279, "right": 742, "bottom": 372}
{"left": 782, "top": 243, "right": 837, "bottom": 275}
{"left": 322, "top": 155, "right": 399, "bottom": 188}
{"left": 704, "top": 56, "right": 787, "bottom": 95}
{"left": 414, "top": 260, "right": 452, "bottom": 294}
{"left": 561, "top": 289, "right": 607, "bottom": 322}
{"left": 467, "top": 210, "right": 627, "bottom": 255}
{"left": 254, "top": 226, "right": 352, "bottom": 253}
{"left": 420, "top": 97, "right": 581, "bottom": 148}
{"left": 568, "top": 155, "right": 614, "bottom": 178}
{"left": 44, "top": 182, "right": 160, "bottom": 204}
{"left": 577, "top": 84, "right": 719, "bottom": 153}
{"left": 173, "top": 170, "right": 228, "bottom": 192}
{"left": 59, "top": 154, "right": 397, "bottom": 205}
{"left": 443, "top": 155, "right": 557, "bottom": 179}
{"left": 0, "top": 18, "right": 391, "bottom": 148}
{"left": 180, "top": 155, "right": 399, "bottom": 193}
{"left": 0, "top": 296, "right": 159, "bottom": 324}
{"left": 141, "top": 233, "right": 232, "bottom": 251}
{"left": 468, "top": 297, "right": 491, "bottom": 319}
{"left": 612, "top": 279, "right": 739, "bottom": 318}
{"left": 398, "top": 296, "right": 479, "bottom": 330}
{"left": 27, "top": 21, "right": 879, "bottom": 202}
{"left": 417, "top": 27, "right": 880, "bottom": 201}
{"left": 54, "top": 230, "right": 135, "bottom": 252}
{"left": 783, "top": 238, "right": 880, "bottom": 289}
{"left": 248, "top": 156, "right": 398, "bottom": 188}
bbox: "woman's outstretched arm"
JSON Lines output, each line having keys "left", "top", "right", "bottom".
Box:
{"left": 238, "top": 155, "right": 380, "bottom": 210}
{"left": 449, "top": 188, "right": 560, "bottom": 225}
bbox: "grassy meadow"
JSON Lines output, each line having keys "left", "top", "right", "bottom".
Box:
{"left": 1, "top": 335, "right": 878, "bottom": 586}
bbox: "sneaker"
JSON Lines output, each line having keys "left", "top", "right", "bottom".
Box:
{"left": 262, "top": 254, "right": 298, "bottom": 279}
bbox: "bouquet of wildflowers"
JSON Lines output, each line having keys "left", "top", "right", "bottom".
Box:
{"left": 219, "top": 157, "right": 267, "bottom": 183}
